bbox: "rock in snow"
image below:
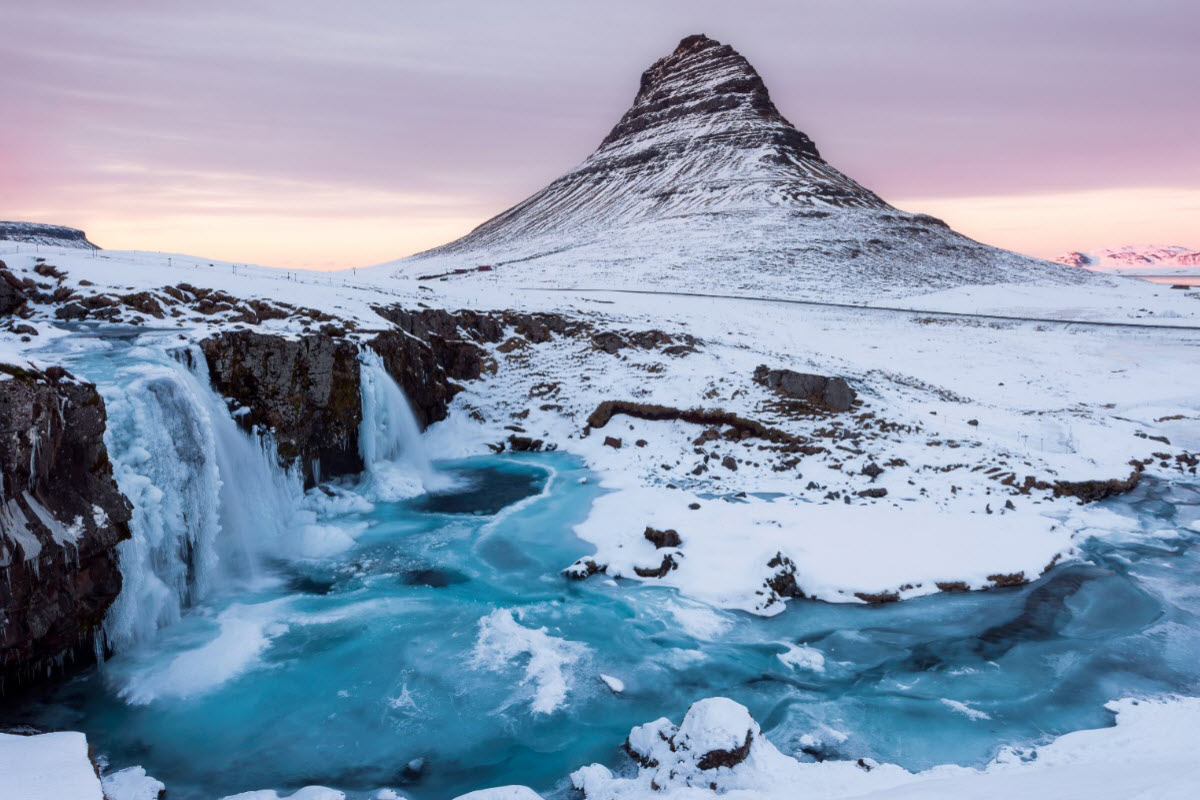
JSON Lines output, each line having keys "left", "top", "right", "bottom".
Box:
{"left": 470, "top": 696, "right": 1200, "bottom": 799}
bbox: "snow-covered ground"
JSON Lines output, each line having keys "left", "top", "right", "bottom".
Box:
{"left": 0, "top": 731, "right": 105, "bottom": 800}
{"left": 559, "top": 695, "right": 1200, "bottom": 800}
{"left": 3, "top": 241, "right": 1200, "bottom": 799}
{"left": 4, "top": 243, "right": 1200, "bottom": 606}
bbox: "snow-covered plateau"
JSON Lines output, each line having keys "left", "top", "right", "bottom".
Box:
{"left": 3, "top": 32, "right": 1200, "bottom": 800}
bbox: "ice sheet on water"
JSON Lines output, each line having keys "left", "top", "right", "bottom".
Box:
{"left": 471, "top": 608, "right": 588, "bottom": 714}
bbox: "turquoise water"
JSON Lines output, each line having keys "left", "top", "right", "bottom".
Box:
{"left": 9, "top": 462, "right": 1200, "bottom": 799}
{"left": 5, "top": 331, "right": 1200, "bottom": 799}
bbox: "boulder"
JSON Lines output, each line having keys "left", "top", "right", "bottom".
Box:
{"left": 754, "top": 364, "right": 857, "bottom": 412}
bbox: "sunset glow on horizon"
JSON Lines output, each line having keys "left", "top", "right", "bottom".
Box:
{"left": 3, "top": 1, "right": 1197, "bottom": 270}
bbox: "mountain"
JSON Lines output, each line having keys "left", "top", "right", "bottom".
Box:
{"left": 390, "top": 34, "right": 1101, "bottom": 301}
{"left": 0, "top": 221, "right": 99, "bottom": 250}
{"left": 1055, "top": 245, "right": 1200, "bottom": 274}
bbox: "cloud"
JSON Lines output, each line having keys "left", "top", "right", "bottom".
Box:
{"left": 2, "top": 0, "right": 1197, "bottom": 265}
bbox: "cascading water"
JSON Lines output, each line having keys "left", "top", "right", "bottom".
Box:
{"left": 357, "top": 348, "right": 448, "bottom": 497}
{"left": 100, "top": 344, "right": 303, "bottom": 652}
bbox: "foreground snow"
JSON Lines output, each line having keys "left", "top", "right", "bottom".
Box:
{"left": 461, "top": 696, "right": 1200, "bottom": 800}
{"left": 10, "top": 695, "right": 1198, "bottom": 800}
{"left": 0, "top": 731, "right": 103, "bottom": 800}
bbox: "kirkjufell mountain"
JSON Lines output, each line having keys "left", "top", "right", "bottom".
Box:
{"left": 391, "top": 34, "right": 1103, "bottom": 300}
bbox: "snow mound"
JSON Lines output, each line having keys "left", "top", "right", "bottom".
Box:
{"left": 563, "top": 695, "right": 1200, "bottom": 799}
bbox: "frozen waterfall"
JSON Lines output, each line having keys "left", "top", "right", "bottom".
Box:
{"left": 101, "top": 346, "right": 302, "bottom": 652}
{"left": 357, "top": 348, "right": 448, "bottom": 496}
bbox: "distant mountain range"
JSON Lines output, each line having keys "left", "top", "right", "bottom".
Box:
{"left": 391, "top": 34, "right": 1103, "bottom": 301}
{"left": 0, "top": 221, "right": 99, "bottom": 250}
{"left": 1055, "top": 245, "right": 1200, "bottom": 275}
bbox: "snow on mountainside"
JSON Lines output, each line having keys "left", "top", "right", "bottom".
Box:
{"left": 385, "top": 34, "right": 1105, "bottom": 301}
{"left": 0, "top": 221, "right": 99, "bottom": 250}
{"left": 1056, "top": 245, "right": 1200, "bottom": 275}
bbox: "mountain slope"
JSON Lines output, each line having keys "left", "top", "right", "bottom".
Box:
{"left": 387, "top": 34, "right": 1105, "bottom": 301}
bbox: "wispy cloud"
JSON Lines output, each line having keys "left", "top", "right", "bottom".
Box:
{"left": 2, "top": 0, "right": 1197, "bottom": 266}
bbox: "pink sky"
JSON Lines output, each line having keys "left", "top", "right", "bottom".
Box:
{"left": 1, "top": 0, "right": 1197, "bottom": 269}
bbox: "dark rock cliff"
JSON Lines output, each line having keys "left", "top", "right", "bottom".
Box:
{"left": 0, "top": 364, "right": 131, "bottom": 690}
{"left": 199, "top": 331, "right": 365, "bottom": 488}
{"left": 198, "top": 308, "right": 502, "bottom": 486}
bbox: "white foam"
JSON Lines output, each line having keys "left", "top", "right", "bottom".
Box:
{"left": 471, "top": 608, "right": 587, "bottom": 714}
{"left": 117, "top": 600, "right": 288, "bottom": 705}
{"left": 940, "top": 698, "right": 992, "bottom": 721}
{"left": 778, "top": 643, "right": 826, "bottom": 673}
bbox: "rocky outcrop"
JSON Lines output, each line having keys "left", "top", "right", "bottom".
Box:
{"left": 0, "top": 262, "right": 30, "bottom": 316}
{"left": 1053, "top": 471, "right": 1141, "bottom": 504}
{"left": 0, "top": 364, "right": 131, "bottom": 689}
{"left": 606, "top": 697, "right": 759, "bottom": 791}
{"left": 754, "top": 365, "right": 857, "bottom": 412}
{"left": 199, "top": 331, "right": 364, "bottom": 488}
{"left": 586, "top": 400, "right": 805, "bottom": 445}
{"left": 198, "top": 308, "right": 501, "bottom": 485}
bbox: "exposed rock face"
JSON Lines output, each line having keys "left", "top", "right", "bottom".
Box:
{"left": 401, "top": 35, "right": 1102, "bottom": 300}
{"left": 199, "top": 309, "right": 499, "bottom": 486}
{"left": 0, "top": 364, "right": 131, "bottom": 689}
{"left": 0, "top": 221, "right": 99, "bottom": 250}
{"left": 199, "top": 331, "right": 364, "bottom": 488}
{"left": 0, "top": 263, "right": 28, "bottom": 316}
{"left": 754, "top": 365, "right": 856, "bottom": 412}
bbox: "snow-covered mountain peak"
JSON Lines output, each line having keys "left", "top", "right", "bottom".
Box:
{"left": 393, "top": 35, "right": 1104, "bottom": 301}
{"left": 598, "top": 33, "right": 821, "bottom": 163}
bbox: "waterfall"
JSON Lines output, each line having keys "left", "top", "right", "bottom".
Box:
{"left": 101, "top": 346, "right": 302, "bottom": 652}
{"left": 358, "top": 349, "right": 447, "bottom": 497}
